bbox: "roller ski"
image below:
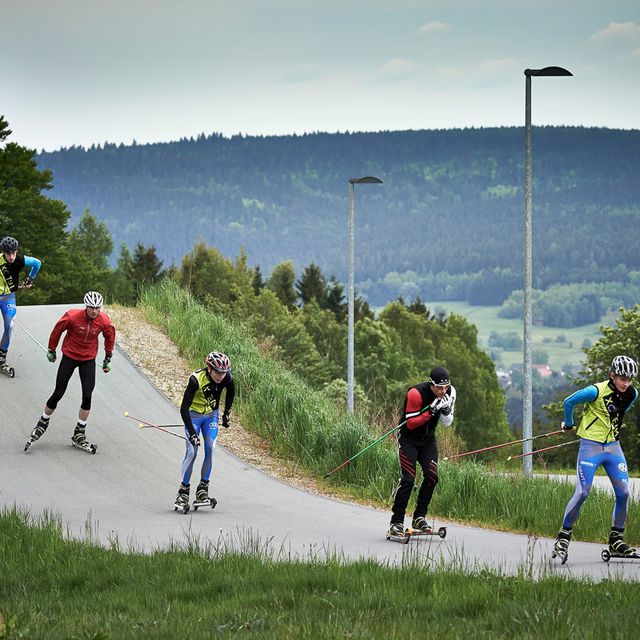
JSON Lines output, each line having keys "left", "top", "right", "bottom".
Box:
{"left": 174, "top": 484, "right": 190, "bottom": 514}
{"left": 0, "top": 351, "right": 15, "bottom": 378}
{"left": 24, "top": 417, "right": 50, "bottom": 452}
{"left": 71, "top": 424, "right": 97, "bottom": 454}
{"left": 601, "top": 529, "right": 640, "bottom": 562}
{"left": 551, "top": 527, "right": 571, "bottom": 564}
{"left": 386, "top": 518, "right": 447, "bottom": 543}
{"left": 192, "top": 480, "right": 217, "bottom": 511}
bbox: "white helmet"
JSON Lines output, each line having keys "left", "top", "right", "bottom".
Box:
{"left": 611, "top": 355, "right": 638, "bottom": 379}
{"left": 83, "top": 291, "right": 104, "bottom": 308}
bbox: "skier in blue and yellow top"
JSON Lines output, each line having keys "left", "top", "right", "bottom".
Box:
{"left": 0, "top": 236, "right": 41, "bottom": 372}
{"left": 174, "top": 351, "right": 235, "bottom": 512}
{"left": 552, "top": 355, "right": 638, "bottom": 563}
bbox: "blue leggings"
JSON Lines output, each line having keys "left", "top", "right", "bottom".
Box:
{"left": 0, "top": 293, "right": 16, "bottom": 351}
{"left": 181, "top": 410, "right": 219, "bottom": 486}
{"left": 562, "top": 439, "right": 630, "bottom": 530}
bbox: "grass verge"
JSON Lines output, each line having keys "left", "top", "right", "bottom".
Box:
{"left": 2, "top": 508, "right": 640, "bottom": 640}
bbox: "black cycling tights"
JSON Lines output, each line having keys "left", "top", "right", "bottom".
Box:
{"left": 47, "top": 355, "right": 96, "bottom": 411}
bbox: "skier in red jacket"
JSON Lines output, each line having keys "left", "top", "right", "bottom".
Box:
{"left": 25, "top": 291, "right": 116, "bottom": 453}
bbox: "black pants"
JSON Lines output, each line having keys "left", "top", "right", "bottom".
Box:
{"left": 391, "top": 433, "right": 439, "bottom": 524}
{"left": 47, "top": 355, "right": 96, "bottom": 411}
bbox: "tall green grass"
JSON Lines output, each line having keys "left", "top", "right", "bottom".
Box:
{"left": 3, "top": 507, "right": 640, "bottom": 640}
{"left": 139, "top": 281, "right": 640, "bottom": 544}
{"left": 140, "top": 281, "right": 399, "bottom": 494}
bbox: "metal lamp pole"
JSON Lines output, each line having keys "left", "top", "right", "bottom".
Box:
{"left": 522, "top": 66, "right": 572, "bottom": 475}
{"left": 347, "top": 176, "right": 383, "bottom": 413}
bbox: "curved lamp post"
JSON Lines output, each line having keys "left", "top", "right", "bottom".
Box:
{"left": 347, "top": 176, "right": 383, "bottom": 413}
{"left": 522, "top": 66, "right": 572, "bottom": 475}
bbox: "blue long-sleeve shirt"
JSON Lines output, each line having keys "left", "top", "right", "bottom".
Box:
{"left": 24, "top": 256, "right": 41, "bottom": 279}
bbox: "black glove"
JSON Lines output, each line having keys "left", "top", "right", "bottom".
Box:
{"left": 102, "top": 355, "right": 112, "bottom": 373}
{"left": 20, "top": 277, "right": 34, "bottom": 288}
{"left": 561, "top": 421, "right": 574, "bottom": 432}
{"left": 47, "top": 349, "right": 57, "bottom": 363}
{"left": 189, "top": 433, "right": 200, "bottom": 447}
{"left": 222, "top": 412, "right": 230, "bottom": 429}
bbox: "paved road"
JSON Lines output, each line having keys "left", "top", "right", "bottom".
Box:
{"left": 1, "top": 304, "right": 639, "bottom": 581}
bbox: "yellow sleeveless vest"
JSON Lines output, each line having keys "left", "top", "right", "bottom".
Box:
{"left": 188, "top": 368, "right": 219, "bottom": 414}
{"left": 576, "top": 380, "right": 619, "bottom": 443}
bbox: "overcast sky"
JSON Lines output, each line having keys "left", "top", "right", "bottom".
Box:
{"left": 3, "top": 0, "right": 639, "bottom": 151}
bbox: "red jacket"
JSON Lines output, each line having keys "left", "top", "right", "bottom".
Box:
{"left": 48, "top": 308, "right": 116, "bottom": 361}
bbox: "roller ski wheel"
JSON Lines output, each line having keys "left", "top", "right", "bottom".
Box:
{"left": 0, "top": 363, "right": 15, "bottom": 378}
{"left": 71, "top": 440, "right": 97, "bottom": 454}
{"left": 193, "top": 497, "right": 217, "bottom": 511}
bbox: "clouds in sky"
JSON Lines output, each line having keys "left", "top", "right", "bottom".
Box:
{"left": 417, "top": 21, "right": 451, "bottom": 34}
{"left": 590, "top": 21, "right": 640, "bottom": 42}
{"left": 2, "top": 1, "right": 639, "bottom": 150}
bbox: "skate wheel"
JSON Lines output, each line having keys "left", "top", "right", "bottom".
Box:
{"left": 438, "top": 527, "right": 447, "bottom": 539}
{"left": 193, "top": 505, "right": 199, "bottom": 511}
{"left": 9, "top": 368, "right": 15, "bottom": 378}
{"left": 183, "top": 505, "right": 190, "bottom": 514}
{"left": 404, "top": 534, "right": 411, "bottom": 544}
{"left": 210, "top": 498, "right": 217, "bottom": 509}
{"left": 601, "top": 549, "right": 611, "bottom": 563}
{"left": 90, "top": 445, "right": 97, "bottom": 454}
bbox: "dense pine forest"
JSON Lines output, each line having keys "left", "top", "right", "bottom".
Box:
{"left": 4, "top": 115, "right": 640, "bottom": 443}
{"left": 37, "top": 126, "right": 640, "bottom": 313}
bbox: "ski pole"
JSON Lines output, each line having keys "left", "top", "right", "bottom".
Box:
{"left": 442, "top": 429, "right": 565, "bottom": 461}
{"left": 124, "top": 412, "right": 188, "bottom": 441}
{"left": 138, "top": 423, "right": 184, "bottom": 429}
{"left": 506, "top": 439, "right": 580, "bottom": 461}
{"left": 323, "top": 405, "right": 432, "bottom": 479}
{"left": 14, "top": 320, "right": 48, "bottom": 353}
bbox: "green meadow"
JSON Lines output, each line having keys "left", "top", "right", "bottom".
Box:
{"left": 426, "top": 301, "right": 618, "bottom": 372}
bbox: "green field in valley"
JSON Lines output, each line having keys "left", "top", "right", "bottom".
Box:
{"left": 424, "top": 301, "right": 619, "bottom": 373}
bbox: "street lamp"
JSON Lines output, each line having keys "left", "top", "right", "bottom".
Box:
{"left": 522, "top": 66, "right": 572, "bottom": 475}
{"left": 347, "top": 176, "right": 383, "bottom": 413}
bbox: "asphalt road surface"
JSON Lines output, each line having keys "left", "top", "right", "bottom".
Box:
{"left": 1, "top": 304, "right": 639, "bottom": 581}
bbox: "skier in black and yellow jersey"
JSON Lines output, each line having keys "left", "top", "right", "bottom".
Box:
{"left": 173, "top": 351, "right": 235, "bottom": 513}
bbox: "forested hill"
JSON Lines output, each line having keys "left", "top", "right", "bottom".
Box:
{"left": 37, "top": 126, "right": 640, "bottom": 306}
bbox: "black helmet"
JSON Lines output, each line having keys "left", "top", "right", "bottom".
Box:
{"left": 429, "top": 366, "right": 450, "bottom": 387}
{"left": 0, "top": 236, "right": 19, "bottom": 253}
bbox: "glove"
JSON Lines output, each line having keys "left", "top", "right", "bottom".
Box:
{"left": 440, "top": 387, "right": 457, "bottom": 416}
{"left": 189, "top": 433, "right": 200, "bottom": 447}
{"left": 102, "top": 355, "right": 112, "bottom": 373}
{"left": 47, "top": 349, "right": 57, "bottom": 363}
{"left": 429, "top": 395, "right": 451, "bottom": 414}
{"left": 222, "top": 412, "right": 230, "bottom": 429}
{"left": 20, "top": 277, "right": 34, "bottom": 288}
{"left": 561, "top": 421, "right": 574, "bottom": 432}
